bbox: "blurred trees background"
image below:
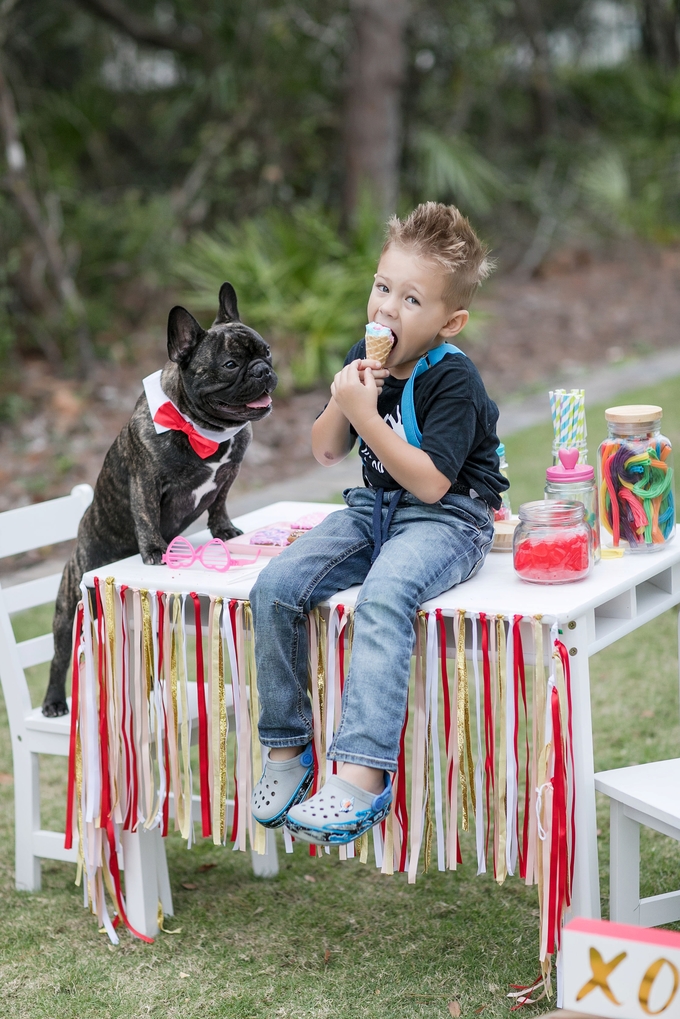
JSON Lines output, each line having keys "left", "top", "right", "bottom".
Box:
{"left": 1, "top": 0, "right": 680, "bottom": 399}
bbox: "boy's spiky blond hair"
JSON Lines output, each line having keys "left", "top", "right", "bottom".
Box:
{"left": 383, "top": 202, "right": 493, "bottom": 309}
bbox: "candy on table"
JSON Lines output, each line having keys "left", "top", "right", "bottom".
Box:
{"left": 364, "top": 321, "right": 395, "bottom": 366}
{"left": 599, "top": 406, "right": 675, "bottom": 550}
{"left": 249, "top": 526, "right": 292, "bottom": 547}
{"left": 290, "top": 511, "right": 329, "bottom": 530}
{"left": 512, "top": 499, "right": 592, "bottom": 584}
{"left": 286, "top": 529, "right": 306, "bottom": 544}
{"left": 514, "top": 533, "right": 590, "bottom": 582}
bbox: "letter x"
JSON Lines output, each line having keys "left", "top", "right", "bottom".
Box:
{"left": 577, "top": 947, "right": 628, "bottom": 1005}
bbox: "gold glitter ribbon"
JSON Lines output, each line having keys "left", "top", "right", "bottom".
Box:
{"left": 140, "top": 589, "right": 154, "bottom": 697}
{"left": 456, "top": 610, "right": 476, "bottom": 831}
{"left": 495, "top": 615, "right": 507, "bottom": 885}
{"left": 158, "top": 900, "right": 182, "bottom": 934}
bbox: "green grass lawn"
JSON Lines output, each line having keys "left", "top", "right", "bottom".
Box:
{"left": 1, "top": 380, "right": 680, "bottom": 1018}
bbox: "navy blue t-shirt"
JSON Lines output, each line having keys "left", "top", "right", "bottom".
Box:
{"left": 343, "top": 339, "right": 508, "bottom": 510}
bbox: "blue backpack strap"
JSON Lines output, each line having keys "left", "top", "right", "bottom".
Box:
{"left": 401, "top": 343, "right": 465, "bottom": 448}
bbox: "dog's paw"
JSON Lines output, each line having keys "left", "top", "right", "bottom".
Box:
{"left": 42, "top": 698, "right": 69, "bottom": 718}
{"left": 212, "top": 525, "right": 243, "bottom": 541}
{"left": 142, "top": 547, "right": 167, "bottom": 566}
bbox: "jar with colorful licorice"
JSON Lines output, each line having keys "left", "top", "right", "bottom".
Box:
{"left": 598, "top": 406, "right": 675, "bottom": 553}
{"left": 545, "top": 447, "right": 600, "bottom": 562}
{"left": 513, "top": 501, "right": 592, "bottom": 584}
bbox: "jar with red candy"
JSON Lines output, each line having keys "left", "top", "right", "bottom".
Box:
{"left": 513, "top": 500, "right": 593, "bottom": 584}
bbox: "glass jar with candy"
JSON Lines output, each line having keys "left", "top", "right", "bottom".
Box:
{"left": 513, "top": 501, "right": 593, "bottom": 584}
{"left": 545, "top": 447, "right": 600, "bottom": 562}
{"left": 598, "top": 405, "right": 675, "bottom": 553}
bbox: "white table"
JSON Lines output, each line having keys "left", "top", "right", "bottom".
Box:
{"left": 84, "top": 500, "right": 680, "bottom": 923}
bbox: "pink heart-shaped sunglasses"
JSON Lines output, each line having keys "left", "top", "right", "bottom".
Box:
{"left": 161, "top": 536, "right": 261, "bottom": 572}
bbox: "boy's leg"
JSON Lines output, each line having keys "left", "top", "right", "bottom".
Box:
{"left": 329, "top": 495, "right": 494, "bottom": 773}
{"left": 250, "top": 501, "right": 375, "bottom": 751}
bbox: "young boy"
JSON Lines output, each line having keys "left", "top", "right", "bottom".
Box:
{"left": 250, "top": 202, "right": 508, "bottom": 845}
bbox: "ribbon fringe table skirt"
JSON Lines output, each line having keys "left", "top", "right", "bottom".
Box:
{"left": 65, "top": 577, "right": 575, "bottom": 988}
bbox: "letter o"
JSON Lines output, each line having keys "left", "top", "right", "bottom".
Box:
{"left": 639, "top": 958, "right": 680, "bottom": 1015}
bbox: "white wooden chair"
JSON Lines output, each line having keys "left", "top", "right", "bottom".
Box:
{"left": 0, "top": 485, "right": 277, "bottom": 937}
{"left": 595, "top": 759, "right": 680, "bottom": 927}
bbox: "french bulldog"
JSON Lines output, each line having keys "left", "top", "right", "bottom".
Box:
{"left": 42, "top": 281, "right": 277, "bottom": 717}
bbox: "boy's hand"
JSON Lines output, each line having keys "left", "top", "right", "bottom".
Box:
{"left": 357, "top": 358, "right": 389, "bottom": 390}
{"left": 331, "top": 359, "right": 382, "bottom": 432}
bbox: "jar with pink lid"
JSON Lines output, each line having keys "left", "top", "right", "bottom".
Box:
{"left": 544, "top": 447, "right": 600, "bottom": 562}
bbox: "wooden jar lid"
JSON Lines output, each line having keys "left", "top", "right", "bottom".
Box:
{"left": 605, "top": 404, "right": 662, "bottom": 423}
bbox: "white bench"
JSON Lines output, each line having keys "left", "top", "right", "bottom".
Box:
{"left": 0, "top": 486, "right": 277, "bottom": 938}
{"left": 595, "top": 759, "right": 680, "bottom": 927}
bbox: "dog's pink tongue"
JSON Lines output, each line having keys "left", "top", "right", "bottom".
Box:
{"left": 246, "top": 393, "right": 272, "bottom": 408}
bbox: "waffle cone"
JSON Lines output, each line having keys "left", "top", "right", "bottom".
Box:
{"left": 365, "top": 332, "right": 394, "bottom": 367}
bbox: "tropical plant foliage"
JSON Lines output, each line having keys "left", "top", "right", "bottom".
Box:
{"left": 2, "top": 0, "right": 680, "bottom": 392}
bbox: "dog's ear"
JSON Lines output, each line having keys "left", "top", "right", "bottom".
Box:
{"left": 213, "top": 282, "right": 240, "bottom": 325}
{"left": 167, "top": 306, "right": 205, "bottom": 364}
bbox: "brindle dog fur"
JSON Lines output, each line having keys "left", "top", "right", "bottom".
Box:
{"left": 43, "top": 282, "right": 277, "bottom": 717}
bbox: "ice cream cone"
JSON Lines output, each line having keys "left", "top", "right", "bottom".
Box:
{"left": 364, "top": 322, "right": 394, "bottom": 367}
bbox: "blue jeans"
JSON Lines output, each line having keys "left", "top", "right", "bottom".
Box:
{"left": 250, "top": 487, "right": 494, "bottom": 771}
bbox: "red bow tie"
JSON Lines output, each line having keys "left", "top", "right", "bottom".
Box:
{"left": 154, "top": 401, "right": 220, "bottom": 459}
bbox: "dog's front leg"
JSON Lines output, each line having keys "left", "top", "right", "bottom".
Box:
{"left": 207, "top": 464, "right": 243, "bottom": 540}
{"left": 130, "top": 473, "right": 168, "bottom": 565}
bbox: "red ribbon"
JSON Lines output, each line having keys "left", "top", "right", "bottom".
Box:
{"left": 94, "top": 578, "right": 154, "bottom": 942}
{"left": 436, "top": 610, "right": 462, "bottom": 866}
{"left": 118, "top": 586, "right": 136, "bottom": 831}
{"left": 557, "top": 640, "right": 576, "bottom": 898}
{"left": 547, "top": 681, "right": 568, "bottom": 955}
{"left": 65, "top": 602, "right": 84, "bottom": 850}
{"left": 94, "top": 579, "right": 111, "bottom": 827}
{"left": 436, "top": 610, "right": 452, "bottom": 797}
{"left": 337, "top": 604, "right": 346, "bottom": 698}
{"left": 544, "top": 640, "right": 575, "bottom": 956}
{"left": 154, "top": 401, "right": 220, "bottom": 459}
{"left": 190, "top": 592, "right": 212, "bottom": 838}
{"left": 396, "top": 705, "right": 409, "bottom": 872}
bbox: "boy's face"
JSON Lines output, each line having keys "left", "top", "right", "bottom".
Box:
{"left": 366, "top": 244, "right": 468, "bottom": 378}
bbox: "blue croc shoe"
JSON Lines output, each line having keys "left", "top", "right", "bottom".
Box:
{"left": 285, "top": 772, "right": 392, "bottom": 845}
{"left": 251, "top": 745, "right": 314, "bottom": 829}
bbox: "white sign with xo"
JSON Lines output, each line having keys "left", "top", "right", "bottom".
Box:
{"left": 563, "top": 919, "right": 680, "bottom": 1019}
